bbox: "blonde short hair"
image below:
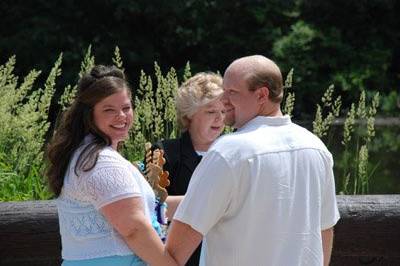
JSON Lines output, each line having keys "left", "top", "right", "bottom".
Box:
{"left": 176, "top": 72, "right": 223, "bottom": 130}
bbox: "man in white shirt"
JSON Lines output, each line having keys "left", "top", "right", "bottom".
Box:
{"left": 166, "top": 55, "right": 340, "bottom": 266}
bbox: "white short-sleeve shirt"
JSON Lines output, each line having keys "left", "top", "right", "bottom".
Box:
{"left": 57, "top": 135, "right": 155, "bottom": 260}
{"left": 174, "top": 115, "right": 340, "bottom": 266}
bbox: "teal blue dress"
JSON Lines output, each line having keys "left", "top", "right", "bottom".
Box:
{"left": 61, "top": 211, "right": 164, "bottom": 266}
{"left": 62, "top": 255, "right": 146, "bottom": 266}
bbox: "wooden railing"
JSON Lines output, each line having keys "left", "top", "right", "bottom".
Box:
{"left": 0, "top": 195, "right": 399, "bottom": 266}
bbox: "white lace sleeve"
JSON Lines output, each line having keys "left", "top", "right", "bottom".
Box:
{"left": 82, "top": 164, "right": 142, "bottom": 209}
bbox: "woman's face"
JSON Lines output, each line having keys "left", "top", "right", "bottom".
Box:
{"left": 93, "top": 90, "right": 133, "bottom": 149}
{"left": 188, "top": 99, "right": 225, "bottom": 148}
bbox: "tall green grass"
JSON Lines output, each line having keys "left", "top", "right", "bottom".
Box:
{"left": 283, "top": 71, "right": 380, "bottom": 195}
{"left": 0, "top": 46, "right": 381, "bottom": 201}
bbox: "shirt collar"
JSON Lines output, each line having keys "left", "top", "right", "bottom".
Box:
{"left": 237, "top": 115, "right": 292, "bottom": 132}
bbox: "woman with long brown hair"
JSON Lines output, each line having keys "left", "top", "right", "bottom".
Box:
{"left": 46, "top": 65, "right": 178, "bottom": 266}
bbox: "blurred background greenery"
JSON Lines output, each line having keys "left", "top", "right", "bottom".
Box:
{"left": 1, "top": 0, "right": 399, "bottom": 117}
{"left": 0, "top": 0, "right": 398, "bottom": 199}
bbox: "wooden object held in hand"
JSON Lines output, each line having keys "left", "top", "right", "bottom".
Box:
{"left": 144, "top": 142, "right": 170, "bottom": 202}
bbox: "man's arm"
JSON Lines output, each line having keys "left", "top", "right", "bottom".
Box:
{"left": 322, "top": 227, "right": 334, "bottom": 266}
{"left": 166, "top": 219, "right": 203, "bottom": 265}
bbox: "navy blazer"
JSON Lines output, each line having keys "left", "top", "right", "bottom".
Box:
{"left": 152, "top": 131, "right": 202, "bottom": 266}
{"left": 153, "top": 131, "right": 203, "bottom": 195}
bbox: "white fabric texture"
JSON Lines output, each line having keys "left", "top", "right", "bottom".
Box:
{"left": 174, "top": 115, "right": 340, "bottom": 266}
{"left": 195, "top": 150, "right": 208, "bottom": 157}
{"left": 57, "top": 135, "right": 155, "bottom": 260}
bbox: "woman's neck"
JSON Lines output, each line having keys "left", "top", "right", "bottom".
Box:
{"left": 189, "top": 131, "right": 212, "bottom": 152}
{"left": 192, "top": 142, "right": 211, "bottom": 152}
{"left": 111, "top": 141, "right": 119, "bottom": 150}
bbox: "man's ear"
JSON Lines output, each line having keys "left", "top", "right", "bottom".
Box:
{"left": 256, "top": 86, "right": 269, "bottom": 103}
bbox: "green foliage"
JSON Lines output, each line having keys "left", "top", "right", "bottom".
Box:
{"left": 0, "top": 54, "right": 63, "bottom": 200}
{"left": 342, "top": 104, "right": 356, "bottom": 146}
{"left": 282, "top": 77, "right": 381, "bottom": 195}
{"left": 380, "top": 91, "right": 399, "bottom": 116}
{"left": 183, "top": 61, "right": 192, "bottom": 82}
{"left": 271, "top": 1, "right": 397, "bottom": 117}
{"left": 59, "top": 45, "right": 95, "bottom": 111}
{"left": 273, "top": 20, "right": 320, "bottom": 116}
{"left": 58, "top": 84, "right": 76, "bottom": 111}
{"left": 282, "top": 68, "right": 295, "bottom": 116}
{"left": 122, "top": 62, "right": 184, "bottom": 161}
{"left": 0, "top": 47, "right": 394, "bottom": 201}
{"left": 112, "top": 46, "right": 124, "bottom": 71}
{"left": 337, "top": 91, "right": 380, "bottom": 194}
{"left": 1, "top": 1, "right": 397, "bottom": 120}
{"left": 79, "top": 45, "right": 95, "bottom": 78}
{"left": 0, "top": 156, "right": 51, "bottom": 201}
{"left": 273, "top": 21, "right": 316, "bottom": 59}
{"left": 312, "top": 85, "right": 342, "bottom": 139}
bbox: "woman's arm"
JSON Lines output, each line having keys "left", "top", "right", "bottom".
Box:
{"left": 101, "top": 197, "right": 177, "bottom": 266}
{"left": 165, "top": 195, "right": 184, "bottom": 221}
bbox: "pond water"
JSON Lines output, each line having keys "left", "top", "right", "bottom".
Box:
{"left": 365, "top": 125, "right": 400, "bottom": 194}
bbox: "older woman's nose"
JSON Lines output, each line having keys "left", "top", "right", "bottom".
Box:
{"left": 215, "top": 111, "right": 225, "bottom": 121}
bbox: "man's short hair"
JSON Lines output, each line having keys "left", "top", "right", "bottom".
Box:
{"left": 245, "top": 68, "right": 284, "bottom": 103}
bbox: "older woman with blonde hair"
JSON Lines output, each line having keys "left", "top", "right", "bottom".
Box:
{"left": 152, "top": 71, "right": 225, "bottom": 265}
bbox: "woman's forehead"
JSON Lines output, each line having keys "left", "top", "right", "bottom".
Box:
{"left": 97, "top": 90, "right": 131, "bottom": 106}
{"left": 202, "top": 99, "right": 224, "bottom": 109}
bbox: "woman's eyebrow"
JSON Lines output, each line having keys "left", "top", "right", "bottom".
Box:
{"left": 102, "top": 104, "right": 115, "bottom": 108}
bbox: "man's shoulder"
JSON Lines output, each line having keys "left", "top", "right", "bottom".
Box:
{"left": 209, "top": 131, "right": 257, "bottom": 162}
{"left": 214, "top": 123, "right": 330, "bottom": 155}
{"left": 212, "top": 131, "right": 247, "bottom": 149}
{"left": 285, "top": 123, "right": 333, "bottom": 164}
{"left": 290, "top": 123, "right": 329, "bottom": 150}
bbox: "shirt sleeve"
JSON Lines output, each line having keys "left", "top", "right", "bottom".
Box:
{"left": 173, "top": 151, "right": 235, "bottom": 235}
{"left": 82, "top": 164, "right": 142, "bottom": 209}
{"left": 321, "top": 152, "right": 340, "bottom": 230}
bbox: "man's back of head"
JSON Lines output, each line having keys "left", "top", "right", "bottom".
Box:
{"left": 222, "top": 55, "right": 284, "bottom": 128}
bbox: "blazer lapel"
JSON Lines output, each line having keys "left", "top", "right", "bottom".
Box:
{"left": 180, "top": 131, "right": 202, "bottom": 174}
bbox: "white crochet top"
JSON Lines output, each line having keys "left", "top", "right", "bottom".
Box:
{"left": 57, "top": 136, "right": 155, "bottom": 260}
